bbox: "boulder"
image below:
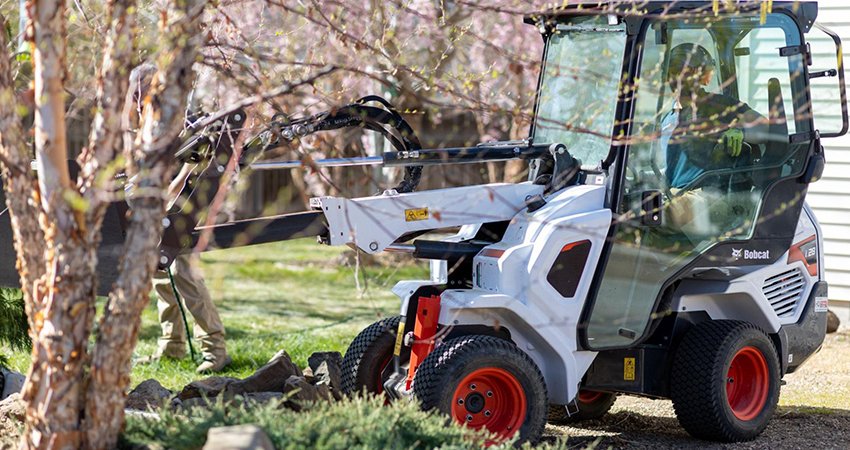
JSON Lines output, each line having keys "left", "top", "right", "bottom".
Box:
{"left": 308, "top": 352, "right": 341, "bottom": 382}
{"left": 314, "top": 383, "right": 333, "bottom": 402}
{"left": 126, "top": 379, "right": 172, "bottom": 411}
{"left": 827, "top": 309, "right": 841, "bottom": 334}
{"left": 307, "top": 351, "right": 342, "bottom": 373}
{"left": 226, "top": 350, "right": 301, "bottom": 396}
{"left": 0, "top": 368, "right": 25, "bottom": 400}
{"left": 202, "top": 424, "right": 274, "bottom": 450}
{"left": 308, "top": 352, "right": 343, "bottom": 400}
{"left": 301, "top": 366, "right": 314, "bottom": 384}
{"left": 0, "top": 393, "right": 24, "bottom": 423}
{"left": 176, "top": 376, "right": 238, "bottom": 401}
{"left": 283, "top": 376, "right": 319, "bottom": 411}
{"left": 314, "top": 361, "right": 343, "bottom": 400}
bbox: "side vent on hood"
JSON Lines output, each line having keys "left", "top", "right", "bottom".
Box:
{"left": 763, "top": 268, "right": 806, "bottom": 318}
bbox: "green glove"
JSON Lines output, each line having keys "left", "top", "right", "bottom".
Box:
{"left": 720, "top": 128, "right": 744, "bottom": 157}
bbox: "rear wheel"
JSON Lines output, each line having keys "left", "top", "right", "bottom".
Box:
{"left": 341, "top": 316, "right": 405, "bottom": 396}
{"left": 670, "top": 320, "right": 780, "bottom": 442}
{"left": 413, "top": 335, "right": 547, "bottom": 444}
{"left": 547, "top": 390, "right": 617, "bottom": 424}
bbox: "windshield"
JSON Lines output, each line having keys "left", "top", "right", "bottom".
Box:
{"left": 532, "top": 17, "right": 627, "bottom": 168}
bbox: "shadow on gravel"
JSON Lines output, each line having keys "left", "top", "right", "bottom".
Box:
{"left": 544, "top": 405, "right": 850, "bottom": 449}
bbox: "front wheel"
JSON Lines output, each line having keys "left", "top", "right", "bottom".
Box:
{"left": 413, "top": 335, "right": 547, "bottom": 444}
{"left": 670, "top": 320, "right": 780, "bottom": 442}
{"left": 341, "top": 316, "right": 405, "bottom": 397}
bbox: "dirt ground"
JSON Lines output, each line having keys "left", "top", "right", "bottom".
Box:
{"left": 544, "top": 329, "right": 850, "bottom": 449}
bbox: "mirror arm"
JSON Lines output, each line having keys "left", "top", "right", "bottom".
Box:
{"left": 809, "top": 69, "right": 837, "bottom": 80}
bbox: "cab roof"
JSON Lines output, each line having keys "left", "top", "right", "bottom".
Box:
{"left": 523, "top": 1, "right": 819, "bottom": 33}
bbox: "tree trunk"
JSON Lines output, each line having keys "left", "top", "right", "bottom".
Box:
{"left": 84, "top": 1, "right": 205, "bottom": 447}
{"left": 1, "top": 0, "right": 204, "bottom": 448}
{"left": 83, "top": 195, "right": 165, "bottom": 450}
{"left": 20, "top": 2, "right": 102, "bottom": 449}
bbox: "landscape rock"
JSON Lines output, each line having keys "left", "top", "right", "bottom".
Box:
{"left": 314, "top": 383, "right": 333, "bottom": 402}
{"left": 0, "top": 368, "right": 25, "bottom": 400}
{"left": 226, "top": 350, "right": 301, "bottom": 396}
{"left": 126, "top": 379, "right": 172, "bottom": 411}
{"left": 301, "top": 366, "right": 314, "bottom": 383}
{"left": 315, "top": 361, "right": 343, "bottom": 400}
{"left": 307, "top": 351, "right": 342, "bottom": 373}
{"left": 283, "top": 375, "right": 320, "bottom": 411}
{"left": 827, "top": 309, "right": 841, "bottom": 333}
{"left": 177, "top": 376, "right": 238, "bottom": 401}
{"left": 0, "top": 393, "right": 24, "bottom": 423}
{"left": 308, "top": 352, "right": 342, "bottom": 385}
{"left": 308, "top": 352, "right": 343, "bottom": 400}
{"left": 202, "top": 424, "right": 274, "bottom": 450}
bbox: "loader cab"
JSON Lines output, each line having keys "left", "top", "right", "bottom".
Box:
{"left": 528, "top": 2, "right": 847, "bottom": 350}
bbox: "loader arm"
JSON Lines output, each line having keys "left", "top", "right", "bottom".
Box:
{"left": 156, "top": 96, "right": 571, "bottom": 268}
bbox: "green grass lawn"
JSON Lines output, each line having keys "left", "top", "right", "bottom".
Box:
{"left": 1, "top": 239, "right": 428, "bottom": 390}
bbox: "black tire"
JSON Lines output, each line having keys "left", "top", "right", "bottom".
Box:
{"left": 341, "top": 316, "right": 404, "bottom": 396}
{"left": 413, "top": 335, "right": 547, "bottom": 445}
{"left": 547, "top": 390, "right": 617, "bottom": 424}
{"left": 670, "top": 320, "right": 780, "bottom": 442}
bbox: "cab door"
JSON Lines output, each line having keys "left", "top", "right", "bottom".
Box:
{"left": 582, "top": 11, "right": 813, "bottom": 349}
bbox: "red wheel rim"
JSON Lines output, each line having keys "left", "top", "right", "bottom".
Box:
{"left": 450, "top": 367, "right": 527, "bottom": 440}
{"left": 577, "top": 390, "right": 604, "bottom": 404}
{"left": 726, "top": 346, "right": 769, "bottom": 421}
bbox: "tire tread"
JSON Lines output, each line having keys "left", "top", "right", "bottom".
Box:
{"left": 413, "top": 335, "right": 548, "bottom": 444}
{"left": 670, "top": 320, "right": 780, "bottom": 442}
{"left": 340, "top": 316, "right": 401, "bottom": 395}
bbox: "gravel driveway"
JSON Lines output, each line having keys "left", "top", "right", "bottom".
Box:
{"left": 544, "top": 330, "right": 850, "bottom": 449}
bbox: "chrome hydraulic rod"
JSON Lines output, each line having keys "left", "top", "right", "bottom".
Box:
{"left": 250, "top": 156, "right": 383, "bottom": 170}
{"left": 248, "top": 142, "right": 560, "bottom": 170}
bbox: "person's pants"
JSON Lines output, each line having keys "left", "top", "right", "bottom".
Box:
{"left": 667, "top": 187, "right": 750, "bottom": 240}
{"left": 152, "top": 254, "right": 227, "bottom": 359}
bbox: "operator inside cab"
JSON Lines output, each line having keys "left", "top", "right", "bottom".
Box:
{"left": 660, "top": 43, "right": 769, "bottom": 236}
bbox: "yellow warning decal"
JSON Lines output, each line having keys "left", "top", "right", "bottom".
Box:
{"left": 404, "top": 207, "right": 429, "bottom": 222}
{"left": 624, "top": 357, "right": 636, "bottom": 381}
{"left": 393, "top": 321, "right": 405, "bottom": 356}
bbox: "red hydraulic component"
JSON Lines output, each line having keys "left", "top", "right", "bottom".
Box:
{"left": 406, "top": 295, "right": 441, "bottom": 389}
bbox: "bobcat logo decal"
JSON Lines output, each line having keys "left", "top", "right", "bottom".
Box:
{"left": 731, "top": 248, "right": 770, "bottom": 261}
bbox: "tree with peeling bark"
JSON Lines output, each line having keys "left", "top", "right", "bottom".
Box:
{"left": 0, "top": 0, "right": 206, "bottom": 448}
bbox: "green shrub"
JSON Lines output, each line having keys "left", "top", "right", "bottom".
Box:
{"left": 0, "top": 288, "right": 29, "bottom": 352}
{"left": 120, "top": 396, "right": 567, "bottom": 450}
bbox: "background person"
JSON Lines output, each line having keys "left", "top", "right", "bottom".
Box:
{"left": 125, "top": 63, "right": 231, "bottom": 373}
